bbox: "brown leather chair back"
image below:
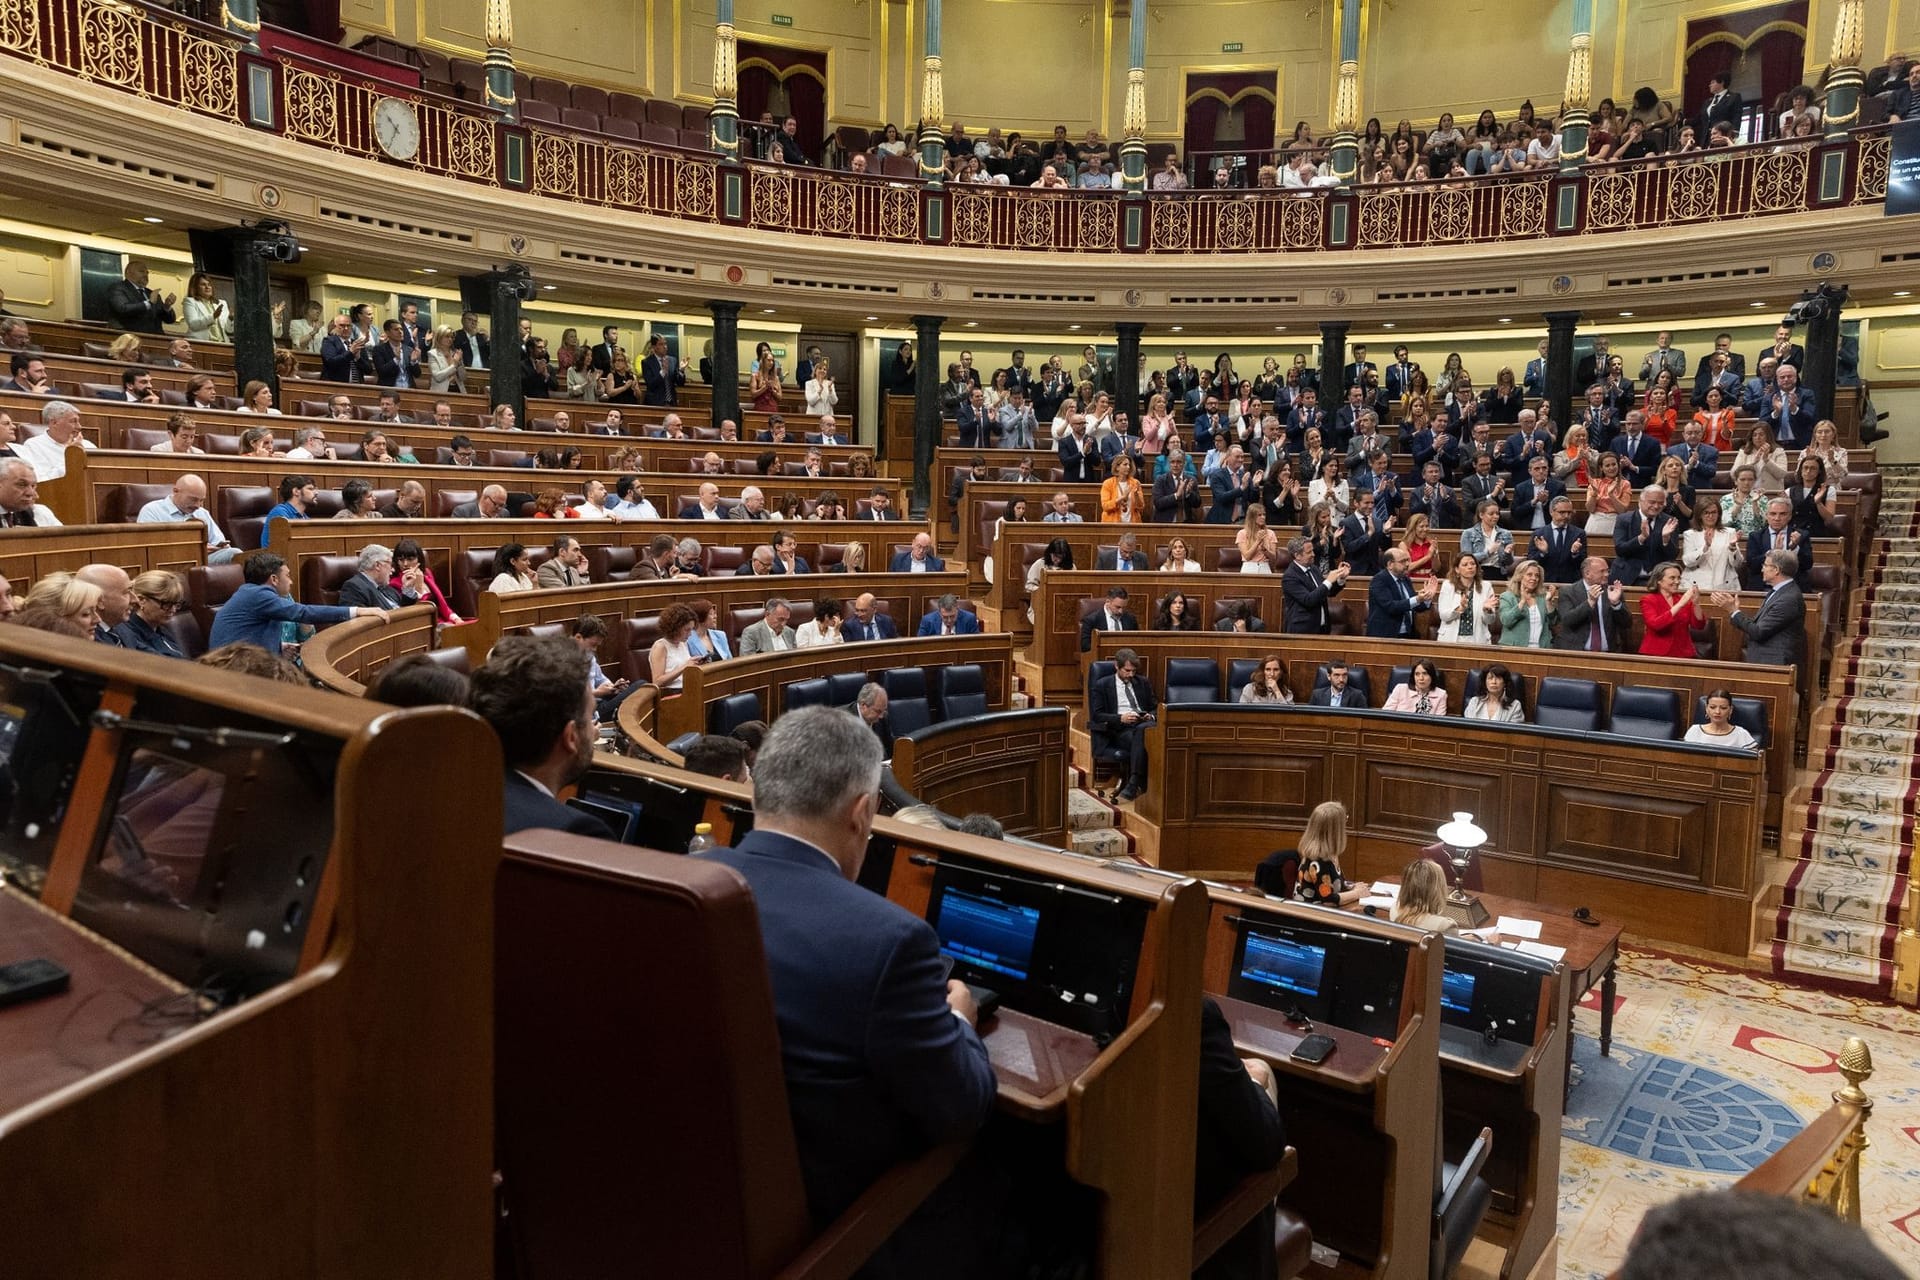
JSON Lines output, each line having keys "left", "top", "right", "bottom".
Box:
{"left": 455, "top": 548, "right": 499, "bottom": 619}
{"left": 218, "top": 485, "right": 276, "bottom": 555}
{"left": 619, "top": 615, "right": 661, "bottom": 683}
{"left": 496, "top": 833, "right": 812, "bottom": 1279}
{"left": 100, "top": 483, "right": 172, "bottom": 524}
{"left": 188, "top": 562, "right": 245, "bottom": 639}
{"left": 436, "top": 489, "right": 479, "bottom": 518}
{"left": 300, "top": 555, "right": 361, "bottom": 606}
{"left": 587, "top": 545, "right": 639, "bottom": 582}
{"left": 122, "top": 427, "right": 170, "bottom": 450}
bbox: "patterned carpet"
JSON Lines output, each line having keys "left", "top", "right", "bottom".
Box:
{"left": 1545, "top": 946, "right": 1920, "bottom": 1279}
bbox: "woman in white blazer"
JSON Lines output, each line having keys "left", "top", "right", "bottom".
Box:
{"left": 1434, "top": 552, "right": 1497, "bottom": 644}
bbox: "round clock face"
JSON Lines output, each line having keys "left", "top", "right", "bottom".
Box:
{"left": 374, "top": 97, "right": 421, "bottom": 161}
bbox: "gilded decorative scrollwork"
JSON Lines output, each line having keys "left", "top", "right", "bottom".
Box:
{"left": 283, "top": 68, "right": 338, "bottom": 143}
{"left": 1214, "top": 199, "right": 1255, "bottom": 251}
{"left": 880, "top": 186, "right": 919, "bottom": 241}
{"left": 951, "top": 190, "right": 990, "bottom": 245}
{"left": 1426, "top": 187, "right": 1471, "bottom": 242}
{"left": 181, "top": 37, "right": 238, "bottom": 119}
{"left": 604, "top": 146, "right": 647, "bottom": 208}
{"left": 1856, "top": 134, "right": 1889, "bottom": 202}
{"left": 448, "top": 115, "right": 495, "bottom": 179}
{"left": 1078, "top": 196, "right": 1116, "bottom": 250}
{"left": 1358, "top": 193, "right": 1401, "bottom": 246}
{"left": 1150, "top": 199, "right": 1191, "bottom": 251}
{"left": 1587, "top": 172, "right": 1636, "bottom": 230}
{"left": 676, "top": 160, "right": 715, "bottom": 218}
{"left": 1280, "top": 197, "right": 1322, "bottom": 248}
{"left": 1665, "top": 163, "right": 1718, "bottom": 222}
{"left": 1015, "top": 197, "right": 1055, "bottom": 249}
{"left": 751, "top": 169, "right": 793, "bottom": 228}
{"left": 79, "top": 0, "right": 139, "bottom": 87}
{"left": 814, "top": 180, "right": 854, "bottom": 235}
{"left": 1753, "top": 150, "right": 1809, "bottom": 212}
{"left": 0, "top": 0, "right": 41, "bottom": 53}
{"left": 533, "top": 132, "right": 578, "bottom": 197}
{"left": 1500, "top": 181, "right": 1547, "bottom": 238}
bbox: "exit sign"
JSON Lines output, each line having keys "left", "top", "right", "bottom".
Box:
{"left": 1221, "top": 41, "right": 1242, "bottom": 52}
{"left": 771, "top": 13, "right": 793, "bottom": 25}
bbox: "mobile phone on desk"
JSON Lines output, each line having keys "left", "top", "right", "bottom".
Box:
{"left": 1290, "top": 1033, "right": 1336, "bottom": 1065}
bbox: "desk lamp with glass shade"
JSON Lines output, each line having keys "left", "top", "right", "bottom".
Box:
{"left": 1435, "top": 812, "right": 1491, "bottom": 928}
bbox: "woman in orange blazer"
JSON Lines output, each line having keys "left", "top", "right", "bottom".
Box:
{"left": 1100, "top": 453, "right": 1145, "bottom": 523}
{"left": 1638, "top": 560, "right": 1703, "bottom": 658}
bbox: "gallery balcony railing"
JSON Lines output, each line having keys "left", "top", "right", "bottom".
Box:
{"left": 0, "top": 0, "right": 1892, "bottom": 255}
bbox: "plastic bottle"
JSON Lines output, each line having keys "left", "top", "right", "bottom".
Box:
{"left": 686, "top": 822, "right": 716, "bottom": 855}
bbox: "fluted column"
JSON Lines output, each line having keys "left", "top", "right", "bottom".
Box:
{"left": 220, "top": 0, "right": 261, "bottom": 50}
{"left": 485, "top": 0, "right": 518, "bottom": 124}
{"left": 918, "top": 0, "right": 947, "bottom": 186}
{"left": 1558, "top": 0, "right": 1593, "bottom": 169}
{"left": 1115, "top": 324, "right": 1144, "bottom": 421}
{"left": 709, "top": 301, "right": 741, "bottom": 428}
{"left": 1118, "top": 0, "right": 1148, "bottom": 192}
{"left": 1823, "top": 0, "right": 1867, "bottom": 138}
{"left": 710, "top": 0, "right": 741, "bottom": 160}
{"left": 911, "top": 315, "right": 944, "bottom": 515}
{"left": 1544, "top": 311, "right": 1581, "bottom": 433}
{"left": 1328, "top": 0, "right": 1362, "bottom": 185}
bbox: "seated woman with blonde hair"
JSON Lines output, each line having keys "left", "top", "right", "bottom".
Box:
{"left": 1391, "top": 859, "right": 1456, "bottom": 934}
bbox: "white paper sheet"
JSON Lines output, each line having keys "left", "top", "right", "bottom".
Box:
{"left": 1515, "top": 940, "right": 1567, "bottom": 962}
{"left": 1495, "top": 915, "right": 1543, "bottom": 939}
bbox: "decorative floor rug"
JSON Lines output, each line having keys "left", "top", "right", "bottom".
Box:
{"left": 1544, "top": 946, "right": 1920, "bottom": 1279}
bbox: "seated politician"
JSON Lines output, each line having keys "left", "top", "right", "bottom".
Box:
{"left": 917, "top": 593, "right": 981, "bottom": 636}
{"left": 468, "top": 635, "right": 612, "bottom": 838}
{"left": 699, "top": 708, "right": 997, "bottom": 1273}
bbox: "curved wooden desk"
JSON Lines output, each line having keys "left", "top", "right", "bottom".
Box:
{"left": 892, "top": 707, "right": 1071, "bottom": 845}
{"left": 300, "top": 604, "right": 440, "bottom": 695}
{"left": 0, "top": 522, "right": 206, "bottom": 591}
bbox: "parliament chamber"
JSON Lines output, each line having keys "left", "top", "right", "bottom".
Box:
{"left": 0, "top": 0, "right": 1915, "bottom": 1276}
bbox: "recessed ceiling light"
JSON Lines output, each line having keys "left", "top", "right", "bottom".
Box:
{"left": 1618, "top": 310, "right": 1633, "bottom": 317}
{"left": 1170, "top": 325, "right": 1184, "bottom": 332}
{"left": 421, "top": 267, "right": 438, "bottom": 274}
{"left": 1750, "top": 300, "right": 1767, "bottom": 307}
{"left": 542, "top": 284, "right": 557, "bottom": 291}
{"left": 1497, "top": 317, "right": 1512, "bottom": 324}
{"left": 864, "top": 315, "right": 878, "bottom": 321}
{"left": 1896, "top": 291, "right": 1913, "bottom": 299}
{"left": 1382, "top": 323, "right": 1395, "bottom": 329}
{"left": 1068, "top": 323, "right": 1081, "bottom": 330}
{"left": 964, "top": 320, "right": 978, "bottom": 327}
{"left": 1273, "top": 325, "right": 1286, "bottom": 331}
{"left": 655, "top": 297, "right": 670, "bottom": 304}
{"left": 762, "top": 308, "right": 776, "bottom": 314}
{"left": 142, "top": 216, "right": 164, "bottom": 224}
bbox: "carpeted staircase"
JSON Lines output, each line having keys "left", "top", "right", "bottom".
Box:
{"left": 1771, "top": 467, "right": 1920, "bottom": 997}
{"left": 1066, "top": 774, "right": 1135, "bottom": 859}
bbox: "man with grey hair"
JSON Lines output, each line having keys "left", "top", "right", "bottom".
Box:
{"left": 449, "top": 484, "right": 509, "bottom": 519}
{"left": 1609, "top": 482, "right": 1678, "bottom": 586}
{"left": 733, "top": 485, "right": 770, "bottom": 519}
{"left": 1096, "top": 530, "right": 1147, "bottom": 572}
{"left": 0, "top": 458, "right": 60, "bottom": 527}
{"left": 1714, "top": 550, "right": 1806, "bottom": 667}
{"left": 17, "top": 400, "right": 93, "bottom": 481}
{"left": 673, "top": 537, "right": 707, "bottom": 577}
{"left": 0, "top": 316, "right": 36, "bottom": 352}
{"left": 698, "top": 706, "right": 995, "bottom": 1267}
{"left": 285, "top": 425, "right": 338, "bottom": 462}
{"left": 74, "top": 564, "right": 131, "bottom": 645}
{"left": 738, "top": 596, "right": 795, "bottom": 654}
{"left": 850, "top": 681, "right": 893, "bottom": 757}
{"left": 1742, "top": 495, "right": 1813, "bottom": 586}
{"left": 337, "top": 543, "right": 420, "bottom": 609}
{"left": 917, "top": 592, "right": 980, "bottom": 636}
{"left": 741, "top": 544, "right": 777, "bottom": 576}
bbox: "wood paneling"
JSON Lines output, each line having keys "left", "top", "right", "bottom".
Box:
{"left": 892, "top": 708, "right": 1070, "bottom": 845}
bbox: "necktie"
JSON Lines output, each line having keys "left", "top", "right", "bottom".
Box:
{"left": 1106, "top": 612, "right": 1118, "bottom": 631}
{"left": 1399, "top": 578, "right": 1414, "bottom": 634}
{"left": 944, "top": 624, "right": 953, "bottom": 636}
{"left": 1119, "top": 678, "right": 1138, "bottom": 716}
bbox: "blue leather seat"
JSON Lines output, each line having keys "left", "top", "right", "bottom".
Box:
{"left": 827, "top": 671, "right": 869, "bottom": 708}
{"left": 708, "top": 691, "right": 763, "bottom": 736}
{"left": 1609, "top": 685, "right": 1680, "bottom": 741}
{"left": 782, "top": 678, "right": 832, "bottom": 714}
{"left": 1692, "top": 694, "right": 1768, "bottom": 747}
{"left": 1312, "top": 664, "right": 1371, "bottom": 701}
{"left": 937, "top": 665, "right": 988, "bottom": 721}
{"left": 1163, "top": 657, "right": 1222, "bottom": 704}
{"left": 1463, "top": 668, "right": 1528, "bottom": 706}
{"left": 1533, "top": 677, "right": 1601, "bottom": 732}
{"left": 881, "top": 668, "right": 933, "bottom": 736}
{"left": 1226, "top": 658, "right": 1262, "bottom": 698}
{"left": 1388, "top": 664, "right": 1446, "bottom": 693}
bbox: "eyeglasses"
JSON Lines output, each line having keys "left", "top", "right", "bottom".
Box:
{"left": 141, "top": 597, "right": 182, "bottom": 613}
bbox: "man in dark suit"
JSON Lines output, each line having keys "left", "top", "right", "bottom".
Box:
{"left": 1165, "top": 351, "right": 1200, "bottom": 401}
{"left": 1714, "top": 551, "right": 1806, "bottom": 667}
{"left": 1528, "top": 497, "right": 1586, "bottom": 583}
{"left": 372, "top": 320, "right": 423, "bottom": 388}
{"left": 336, "top": 543, "right": 421, "bottom": 610}
{"left": 843, "top": 593, "right": 899, "bottom": 642}
{"left": 1366, "top": 546, "right": 1437, "bottom": 638}
{"left": 1088, "top": 647, "right": 1155, "bottom": 800}
{"left": 956, "top": 388, "right": 994, "bottom": 448}
{"left": 1756, "top": 363, "right": 1817, "bottom": 448}
{"left": 1213, "top": 601, "right": 1267, "bottom": 634}
{"left": 319, "top": 314, "right": 373, "bottom": 383}
{"left": 469, "top": 635, "right": 614, "bottom": 839}
{"left": 1553, "top": 556, "right": 1632, "bottom": 652}
{"left": 1079, "top": 585, "right": 1140, "bottom": 652}
{"left": 1308, "top": 660, "right": 1367, "bottom": 707}
{"left": 1057, "top": 420, "right": 1100, "bottom": 484}
{"left": 1339, "top": 490, "right": 1391, "bottom": 576}
{"left": 1405, "top": 462, "right": 1462, "bottom": 529}
{"left": 1609, "top": 410, "right": 1663, "bottom": 486}
{"left": 1383, "top": 345, "right": 1418, "bottom": 399}
{"left": 1574, "top": 336, "right": 1612, "bottom": 389}
{"left": 767, "top": 530, "right": 812, "bottom": 575}
{"left": 916, "top": 593, "right": 981, "bottom": 636}
{"left": 642, "top": 334, "right": 687, "bottom": 406}
{"left": 1206, "top": 445, "right": 1261, "bottom": 524}
{"left": 1744, "top": 498, "right": 1814, "bottom": 587}
{"left": 1281, "top": 538, "right": 1352, "bottom": 634}
{"left": 1695, "top": 72, "right": 1743, "bottom": 142}
{"left": 1341, "top": 344, "right": 1376, "bottom": 390}
{"left": 847, "top": 682, "right": 895, "bottom": 758}
{"left": 1095, "top": 533, "right": 1148, "bottom": 573}
{"left": 890, "top": 533, "right": 945, "bottom": 573}
{"left": 1667, "top": 420, "right": 1721, "bottom": 488}
{"left": 105, "top": 260, "right": 177, "bottom": 333}
{"left": 1610, "top": 487, "right": 1682, "bottom": 586}
{"left": 699, "top": 708, "right": 996, "bottom": 1268}
{"left": 1754, "top": 324, "right": 1804, "bottom": 376}
{"left": 1507, "top": 456, "right": 1565, "bottom": 533}
{"left": 588, "top": 324, "right": 620, "bottom": 377}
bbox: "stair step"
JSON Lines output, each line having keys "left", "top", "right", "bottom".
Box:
{"left": 1067, "top": 787, "right": 1121, "bottom": 833}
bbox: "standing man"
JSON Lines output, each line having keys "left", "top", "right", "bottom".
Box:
{"left": 1714, "top": 550, "right": 1806, "bottom": 667}
{"left": 106, "top": 259, "right": 177, "bottom": 333}
{"left": 1281, "top": 538, "right": 1351, "bottom": 634}
{"left": 1553, "top": 555, "right": 1630, "bottom": 652}
{"left": 1365, "top": 546, "right": 1438, "bottom": 637}
{"left": 642, "top": 333, "right": 686, "bottom": 406}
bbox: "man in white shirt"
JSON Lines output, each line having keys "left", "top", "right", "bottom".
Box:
{"left": 1043, "top": 491, "right": 1083, "bottom": 523}
{"left": 1525, "top": 122, "right": 1561, "bottom": 168}
{"left": 569, "top": 479, "right": 615, "bottom": 521}
{"left": 285, "top": 426, "right": 337, "bottom": 461}
{"left": 138, "top": 473, "right": 238, "bottom": 563}
{"left": 17, "top": 401, "right": 96, "bottom": 481}
{"left": 611, "top": 476, "right": 660, "bottom": 519}
{"left": 680, "top": 482, "right": 727, "bottom": 520}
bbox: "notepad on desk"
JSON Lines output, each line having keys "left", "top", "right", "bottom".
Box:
{"left": 1495, "top": 915, "right": 1543, "bottom": 940}
{"left": 1515, "top": 940, "right": 1567, "bottom": 962}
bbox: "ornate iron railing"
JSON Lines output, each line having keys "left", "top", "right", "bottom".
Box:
{"left": 0, "top": 0, "right": 1892, "bottom": 253}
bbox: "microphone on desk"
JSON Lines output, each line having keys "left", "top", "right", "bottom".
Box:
{"left": 1483, "top": 1021, "right": 1501, "bottom": 1048}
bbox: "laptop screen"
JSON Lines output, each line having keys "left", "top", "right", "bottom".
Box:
{"left": 932, "top": 885, "right": 1042, "bottom": 982}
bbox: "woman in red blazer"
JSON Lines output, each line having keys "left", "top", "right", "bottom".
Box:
{"left": 1638, "top": 561, "right": 1703, "bottom": 658}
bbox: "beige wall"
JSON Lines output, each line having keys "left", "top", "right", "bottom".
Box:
{"left": 341, "top": 0, "right": 1912, "bottom": 137}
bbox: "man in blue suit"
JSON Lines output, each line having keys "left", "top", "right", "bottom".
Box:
{"left": 700, "top": 708, "right": 997, "bottom": 1265}
{"left": 1756, "top": 363, "right": 1817, "bottom": 448}
{"left": 641, "top": 333, "right": 686, "bottom": 406}
{"left": 889, "top": 533, "right": 946, "bottom": 573}
{"left": 206, "top": 551, "right": 371, "bottom": 654}
{"left": 1206, "top": 444, "right": 1261, "bottom": 524}
{"left": 467, "top": 634, "right": 615, "bottom": 839}
{"left": 1523, "top": 339, "right": 1549, "bottom": 398}
{"left": 1744, "top": 497, "right": 1814, "bottom": 587}
{"left": 1666, "top": 419, "right": 1720, "bottom": 489}
{"left": 843, "top": 592, "right": 899, "bottom": 642}
{"left": 916, "top": 593, "right": 981, "bottom": 636}
{"left": 1609, "top": 410, "right": 1663, "bottom": 486}
{"left": 1365, "top": 546, "right": 1437, "bottom": 637}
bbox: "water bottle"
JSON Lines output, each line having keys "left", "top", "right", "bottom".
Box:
{"left": 686, "top": 822, "right": 716, "bottom": 856}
